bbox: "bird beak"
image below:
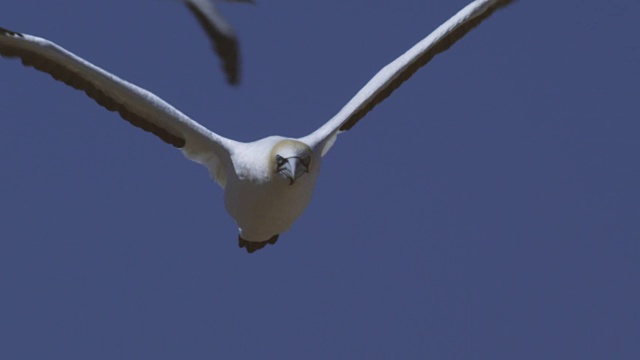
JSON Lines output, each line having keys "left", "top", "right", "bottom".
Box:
{"left": 280, "top": 157, "right": 308, "bottom": 185}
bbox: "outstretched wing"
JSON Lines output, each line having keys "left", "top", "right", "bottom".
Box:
{"left": 184, "top": 0, "right": 253, "bottom": 86}
{"left": 301, "top": 0, "right": 515, "bottom": 156}
{"left": 0, "top": 27, "right": 237, "bottom": 187}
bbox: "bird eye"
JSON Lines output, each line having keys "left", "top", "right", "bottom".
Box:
{"left": 276, "top": 155, "right": 286, "bottom": 167}
{"left": 301, "top": 156, "right": 311, "bottom": 167}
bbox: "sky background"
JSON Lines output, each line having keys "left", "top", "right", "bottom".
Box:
{"left": 0, "top": 0, "right": 638, "bottom": 358}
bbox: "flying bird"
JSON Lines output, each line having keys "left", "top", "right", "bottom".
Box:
{"left": 183, "top": 0, "right": 255, "bottom": 85}
{"left": 0, "top": 0, "right": 514, "bottom": 253}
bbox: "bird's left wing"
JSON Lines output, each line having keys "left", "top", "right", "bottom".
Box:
{"left": 0, "top": 26, "right": 237, "bottom": 187}
{"left": 184, "top": 0, "right": 252, "bottom": 85}
{"left": 300, "top": 0, "right": 514, "bottom": 156}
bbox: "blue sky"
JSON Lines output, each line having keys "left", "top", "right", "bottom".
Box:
{"left": 0, "top": 0, "right": 638, "bottom": 358}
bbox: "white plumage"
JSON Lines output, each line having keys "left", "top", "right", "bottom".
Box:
{"left": 0, "top": 0, "right": 514, "bottom": 252}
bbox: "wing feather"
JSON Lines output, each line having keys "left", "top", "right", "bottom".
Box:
{"left": 185, "top": 0, "right": 244, "bottom": 85}
{"left": 301, "top": 0, "right": 515, "bottom": 155}
{"left": 0, "top": 27, "right": 236, "bottom": 186}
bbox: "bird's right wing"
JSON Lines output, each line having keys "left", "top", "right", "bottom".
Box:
{"left": 0, "top": 26, "right": 237, "bottom": 187}
{"left": 300, "top": 0, "right": 514, "bottom": 156}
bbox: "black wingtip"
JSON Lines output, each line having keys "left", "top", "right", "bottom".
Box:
{"left": 226, "top": 73, "right": 240, "bottom": 86}
{"left": 184, "top": 1, "right": 242, "bottom": 86}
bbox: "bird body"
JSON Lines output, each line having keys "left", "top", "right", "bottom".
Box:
{"left": 223, "top": 137, "right": 320, "bottom": 246}
{"left": 0, "top": 0, "right": 515, "bottom": 252}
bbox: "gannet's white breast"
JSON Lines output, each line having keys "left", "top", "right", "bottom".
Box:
{"left": 223, "top": 136, "right": 321, "bottom": 242}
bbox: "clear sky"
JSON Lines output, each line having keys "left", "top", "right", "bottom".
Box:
{"left": 0, "top": 0, "right": 638, "bottom": 358}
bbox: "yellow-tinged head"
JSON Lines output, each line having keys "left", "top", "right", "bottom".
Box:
{"left": 269, "top": 140, "right": 313, "bottom": 185}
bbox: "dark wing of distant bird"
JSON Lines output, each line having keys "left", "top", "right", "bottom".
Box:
{"left": 184, "top": 0, "right": 243, "bottom": 85}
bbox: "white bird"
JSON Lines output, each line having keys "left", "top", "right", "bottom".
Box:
{"left": 0, "top": 0, "right": 514, "bottom": 253}
{"left": 183, "top": 0, "right": 255, "bottom": 85}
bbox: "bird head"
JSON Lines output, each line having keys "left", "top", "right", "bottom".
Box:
{"left": 271, "top": 140, "right": 313, "bottom": 185}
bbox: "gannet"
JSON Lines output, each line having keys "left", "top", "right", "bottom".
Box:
{"left": 0, "top": 0, "right": 514, "bottom": 253}
{"left": 183, "top": 0, "right": 255, "bottom": 85}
